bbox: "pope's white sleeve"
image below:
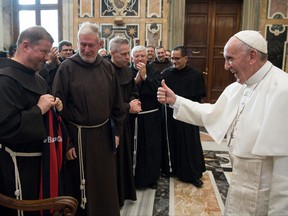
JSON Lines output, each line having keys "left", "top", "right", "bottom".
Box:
{"left": 171, "top": 95, "right": 205, "bottom": 126}
{"left": 268, "top": 156, "right": 288, "bottom": 215}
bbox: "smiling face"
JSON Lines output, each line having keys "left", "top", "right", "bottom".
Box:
{"left": 156, "top": 47, "right": 166, "bottom": 62}
{"left": 171, "top": 49, "right": 187, "bottom": 70}
{"left": 59, "top": 45, "right": 73, "bottom": 59}
{"left": 78, "top": 33, "right": 102, "bottom": 63}
{"left": 146, "top": 46, "right": 155, "bottom": 61}
{"left": 223, "top": 37, "right": 254, "bottom": 84}
{"left": 26, "top": 39, "right": 52, "bottom": 71}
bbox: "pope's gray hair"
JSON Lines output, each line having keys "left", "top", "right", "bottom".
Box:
{"left": 237, "top": 39, "right": 268, "bottom": 62}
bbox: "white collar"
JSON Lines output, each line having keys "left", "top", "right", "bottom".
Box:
{"left": 245, "top": 61, "right": 272, "bottom": 86}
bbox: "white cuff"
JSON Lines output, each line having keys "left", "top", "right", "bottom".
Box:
{"left": 170, "top": 95, "right": 179, "bottom": 109}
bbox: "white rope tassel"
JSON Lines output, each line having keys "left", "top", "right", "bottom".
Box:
{"left": 0, "top": 145, "right": 41, "bottom": 216}
{"left": 76, "top": 125, "right": 87, "bottom": 209}
{"left": 133, "top": 117, "right": 138, "bottom": 176}
{"left": 164, "top": 105, "right": 173, "bottom": 172}
{"left": 68, "top": 119, "right": 109, "bottom": 209}
{"left": 10, "top": 152, "right": 23, "bottom": 216}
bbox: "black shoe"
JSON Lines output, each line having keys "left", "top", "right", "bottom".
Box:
{"left": 149, "top": 182, "right": 158, "bottom": 189}
{"left": 191, "top": 179, "right": 203, "bottom": 188}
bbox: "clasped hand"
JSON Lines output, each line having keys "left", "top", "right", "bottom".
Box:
{"left": 129, "top": 99, "right": 142, "bottom": 113}
{"left": 37, "top": 94, "right": 63, "bottom": 114}
{"left": 134, "top": 62, "right": 147, "bottom": 83}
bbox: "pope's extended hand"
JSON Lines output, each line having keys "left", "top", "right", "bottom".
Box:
{"left": 157, "top": 80, "right": 177, "bottom": 105}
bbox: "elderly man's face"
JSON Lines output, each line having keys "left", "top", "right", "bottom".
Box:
{"left": 98, "top": 49, "right": 107, "bottom": 56}
{"left": 224, "top": 37, "right": 252, "bottom": 84}
{"left": 131, "top": 50, "right": 147, "bottom": 67}
{"left": 78, "top": 33, "right": 102, "bottom": 63}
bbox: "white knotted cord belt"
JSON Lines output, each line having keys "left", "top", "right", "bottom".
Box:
{"left": 68, "top": 118, "right": 109, "bottom": 209}
{"left": 164, "top": 104, "right": 173, "bottom": 172}
{"left": 0, "top": 144, "right": 42, "bottom": 216}
{"left": 133, "top": 108, "right": 158, "bottom": 176}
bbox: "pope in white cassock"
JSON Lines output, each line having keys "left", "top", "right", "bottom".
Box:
{"left": 157, "top": 30, "right": 288, "bottom": 215}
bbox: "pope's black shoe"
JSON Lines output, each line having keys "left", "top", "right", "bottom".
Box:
{"left": 191, "top": 179, "right": 203, "bottom": 188}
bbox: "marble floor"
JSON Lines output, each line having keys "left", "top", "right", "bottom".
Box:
{"left": 121, "top": 131, "right": 232, "bottom": 216}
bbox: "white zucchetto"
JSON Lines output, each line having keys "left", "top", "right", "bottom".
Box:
{"left": 234, "top": 30, "right": 268, "bottom": 54}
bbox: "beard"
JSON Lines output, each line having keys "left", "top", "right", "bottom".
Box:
{"left": 79, "top": 52, "right": 97, "bottom": 63}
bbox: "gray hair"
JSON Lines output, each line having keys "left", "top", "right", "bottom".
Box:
{"left": 109, "top": 36, "right": 129, "bottom": 52}
{"left": 237, "top": 39, "right": 268, "bottom": 62}
{"left": 98, "top": 48, "right": 107, "bottom": 54}
{"left": 131, "top": 45, "right": 147, "bottom": 57}
{"left": 77, "top": 22, "right": 102, "bottom": 43}
{"left": 17, "top": 26, "right": 54, "bottom": 47}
